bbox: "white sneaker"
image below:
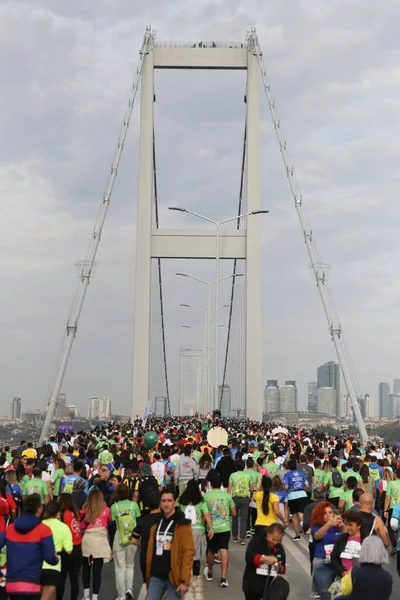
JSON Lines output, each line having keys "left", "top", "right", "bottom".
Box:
{"left": 204, "top": 566, "right": 213, "bottom": 582}
{"left": 125, "top": 590, "right": 133, "bottom": 599}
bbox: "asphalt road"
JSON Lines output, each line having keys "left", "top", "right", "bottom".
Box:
{"left": 67, "top": 530, "right": 399, "bottom": 600}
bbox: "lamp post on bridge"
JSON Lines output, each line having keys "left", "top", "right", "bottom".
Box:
{"left": 171, "top": 207, "right": 269, "bottom": 411}
{"left": 182, "top": 323, "right": 227, "bottom": 414}
{"left": 176, "top": 273, "right": 243, "bottom": 414}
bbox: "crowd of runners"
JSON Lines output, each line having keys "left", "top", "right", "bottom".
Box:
{"left": 0, "top": 415, "right": 398, "bottom": 600}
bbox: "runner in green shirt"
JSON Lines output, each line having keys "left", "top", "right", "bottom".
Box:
{"left": 23, "top": 468, "right": 50, "bottom": 504}
{"left": 338, "top": 476, "right": 358, "bottom": 513}
{"left": 228, "top": 470, "right": 251, "bottom": 498}
{"left": 264, "top": 456, "right": 279, "bottom": 478}
{"left": 383, "top": 469, "right": 400, "bottom": 552}
{"left": 312, "top": 460, "right": 325, "bottom": 499}
{"left": 324, "top": 460, "right": 344, "bottom": 506}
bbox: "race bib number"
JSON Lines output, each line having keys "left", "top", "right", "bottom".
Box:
{"left": 324, "top": 544, "right": 334, "bottom": 562}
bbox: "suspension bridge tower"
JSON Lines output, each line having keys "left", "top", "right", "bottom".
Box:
{"left": 131, "top": 33, "right": 263, "bottom": 421}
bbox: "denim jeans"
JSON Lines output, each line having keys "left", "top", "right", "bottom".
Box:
{"left": 147, "top": 577, "right": 181, "bottom": 600}
{"left": 313, "top": 561, "right": 335, "bottom": 600}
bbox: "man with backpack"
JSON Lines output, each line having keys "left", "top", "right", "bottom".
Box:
{"left": 138, "top": 466, "right": 160, "bottom": 516}
{"left": 60, "top": 461, "right": 86, "bottom": 494}
{"left": 325, "top": 458, "right": 344, "bottom": 508}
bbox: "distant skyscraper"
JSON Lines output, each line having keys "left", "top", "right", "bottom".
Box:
{"left": 308, "top": 383, "right": 318, "bottom": 413}
{"left": 264, "top": 380, "right": 280, "bottom": 413}
{"left": 155, "top": 396, "right": 167, "bottom": 417}
{"left": 280, "top": 384, "right": 297, "bottom": 413}
{"left": 394, "top": 380, "right": 400, "bottom": 394}
{"left": 55, "top": 393, "right": 69, "bottom": 419}
{"left": 378, "top": 383, "right": 390, "bottom": 418}
{"left": 88, "top": 396, "right": 102, "bottom": 419}
{"left": 317, "top": 387, "right": 336, "bottom": 415}
{"left": 317, "top": 361, "right": 340, "bottom": 416}
{"left": 219, "top": 385, "right": 231, "bottom": 417}
{"left": 89, "top": 395, "right": 111, "bottom": 419}
{"left": 340, "top": 393, "right": 352, "bottom": 419}
{"left": 102, "top": 396, "right": 112, "bottom": 419}
{"left": 11, "top": 397, "right": 21, "bottom": 420}
{"left": 389, "top": 393, "right": 400, "bottom": 417}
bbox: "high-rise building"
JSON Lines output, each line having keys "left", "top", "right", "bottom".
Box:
{"left": 378, "top": 383, "right": 390, "bottom": 418}
{"left": 264, "top": 380, "right": 280, "bottom": 413}
{"left": 155, "top": 396, "right": 167, "bottom": 417}
{"left": 102, "top": 396, "right": 112, "bottom": 419}
{"left": 393, "top": 379, "right": 400, "bottom": 394}
{"left": 317, "top": 361, "right": 340, "bottom": 416}
{"left": 308, "top": 383, "right": 318, "bottom": 413}
{"left": 89, "top": 395, "right": 111, "bottom": 419}
{"left": 55, "top": 393, "right": 69, "bottom": 419}
{"left": 280, "top": 384, "right": 297, "bottom": 413}
{"left": 11, "top": 397, "right": 22, "bottom": 420}
{"left": 340, "top": 393, "right": 352, "bottom": 420}
{"left": 67, "top": 404, "right": 78, "bottom": 418}
{"left": 318, "top": 387, "right": 336, "bottom": 415}
{"left": 219, "top": 385, "right": 231, "bottom": 418}
{"left": 389, "top": 393, "right": 400, "bottom": 417}
{"left": 182, "top": 397, "right": 196, "bottom": 416}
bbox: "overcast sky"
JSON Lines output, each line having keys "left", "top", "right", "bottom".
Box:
{"left": 1, "top": 0, "right": 400, "bottom": 418}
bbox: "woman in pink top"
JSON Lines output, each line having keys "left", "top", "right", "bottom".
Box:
{"left": 257, "top": 457, "right": 269, "bottom": 477}
{"left": 81, "top": 489, "right": 112, "bottom": 600}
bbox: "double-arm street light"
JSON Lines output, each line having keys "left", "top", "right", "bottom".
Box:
{"left": 176, "top": 272, "right": 243, "bottom": 414}
{"left": 171, "top": 207, "right": 269, "bottom": 411}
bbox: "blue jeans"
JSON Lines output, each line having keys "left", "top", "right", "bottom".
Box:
{"left": 313, "top": 562, "right": 335, "bottom": 600}
{"left": 147, "top": 577, "right": 180, "bottom": 600}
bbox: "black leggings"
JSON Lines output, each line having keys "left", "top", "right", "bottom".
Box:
{"left": 82, "top": 557, "right": 103, "bottom": 595}
{"left": 57, "top": 545, "right": 82, "bottom": 600}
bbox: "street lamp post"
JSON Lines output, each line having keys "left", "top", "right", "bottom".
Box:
{"left": 176, "top": 273, "right": 243, "bottom": 414}
{"left": 171, "top": 208, "right": 268, "bottom": 411}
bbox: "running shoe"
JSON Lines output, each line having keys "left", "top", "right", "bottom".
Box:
{"left": 293, "top": 535, "right": 301, "bottom": 541}
{"left": 203, "top": 566, "right": 212, "bottom": 582}
{"left": 220, "top": 578, "right": 229, "bottom": 587}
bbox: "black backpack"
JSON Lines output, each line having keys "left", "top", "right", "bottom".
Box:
{"left": 332, "top": 469, "right": 343, "bottom": 488}
{"left": 138, "top": 475, "right": 158, "bottom": 509}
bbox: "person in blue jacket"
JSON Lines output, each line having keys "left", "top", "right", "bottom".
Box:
{"left": 0, "top": 493, "right": 58, "bottom": 599}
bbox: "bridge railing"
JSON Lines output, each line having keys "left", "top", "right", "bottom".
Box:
{"left": 154, "top": 41, "right": 247, "bottom": 49}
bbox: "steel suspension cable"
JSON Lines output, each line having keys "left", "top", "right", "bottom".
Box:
{"left": 219, "top": 124, "right": 247, "bottom": 411}
{"left": 152, "top": 129, "right": 171, "bottom": 415}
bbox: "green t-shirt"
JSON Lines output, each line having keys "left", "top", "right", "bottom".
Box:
{"left": 265, "top": 462, "right": 279, "bottom": 477}
{"left": 229, "top": 472, "right": 250, "bottom": 498}
{"left": 245, "top": 470, "right": 262, "bottom": 489}
{"left": 52, "top": 468, "right": 65, "bottom": 496}
{"left": 99, "top": 450, "right": 113, "bottom": 464}
{"left": 313, "top": 469, "right": 325, "bottom": 488}
{"left": 340, "top": 489, "right": 354, "bottom": 511}
{"left": 178, "top": 501, "right": 209, "bottom": 530}
{"left": 343, "top": 470, "right": 361, "bottom": 482}
{"left": 387, "top": 480, "right": 400, "bottom": 509}
{"left": 204, "top": 490, "right": 234, "bottom": 533}
{"left": 325, "top": 472, "right": 344, "bottom": 498}
{"left": 111, "top": 500, "right": 141, "bottom": 527}
{"left": 23, "top": 478, "right": 49, "bottom": 503}
{"left": 42, "top": 519, "right": 73, "bottom": 571}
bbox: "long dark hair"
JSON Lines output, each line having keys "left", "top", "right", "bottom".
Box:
{"left": 179, "top": 479, "right": 203, "bottom": 506}
{"left": 261, "top": 475, "right": 272, "bottom": 516}
{"left": 360, "top": 464, "right": 370, "bottom": 484}
{"left": 199, "top": 452, "right": 212, "bottom": 469}
{"left": 58, "top": 493, "right": 79, "bottom": 519}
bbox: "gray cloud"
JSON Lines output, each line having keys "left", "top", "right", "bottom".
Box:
{"left": 1, "top": 1, "right": 400, "bottom": 418}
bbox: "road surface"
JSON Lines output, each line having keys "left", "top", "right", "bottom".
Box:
{"left": 70, "top": 529, "right": 399, "bottom": 599}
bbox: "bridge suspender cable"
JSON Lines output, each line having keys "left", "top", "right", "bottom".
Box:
{"left": 248, "top": 28, "right": 368, "bottom": 442}
{"left": 39, "top": 28, "right": 153, "bottom": 444}
{"left": 219, "top": 124, "right": 247, "bottom": 412}
{"left": 152, "top": 129, "right": 171, "bottom": 415}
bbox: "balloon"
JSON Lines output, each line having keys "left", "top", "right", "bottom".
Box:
{"left": 59, "top": 426, "right": 67, "bottom": 434}
{"left": 67, "top": 426, "right": 74, "bottom": 434}
{"left": 207, "top": 427, "right": 228, "bottom": 448}
{"left": 144, "top": 431, "right": 159, "bottom": 450}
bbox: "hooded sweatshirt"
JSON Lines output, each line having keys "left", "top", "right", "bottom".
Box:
{"left": 175, "top": 455, "right": 199, "bottom": 483}
{"left": 0, "top": 513, "right": 58, "bottom": 595}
